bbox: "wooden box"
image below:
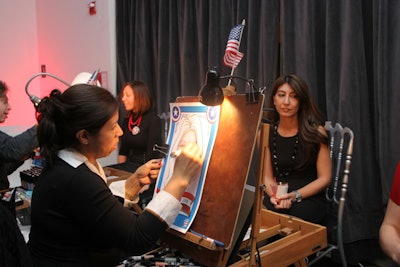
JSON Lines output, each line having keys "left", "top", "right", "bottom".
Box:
{"left": 230, "top": 209, "right": 327, "bottom": 267}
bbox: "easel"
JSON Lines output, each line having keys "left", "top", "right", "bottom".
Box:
{"left": 232, "top": 123, "right": 327, "bottom": 267}
{"left": 160, "top": 93, "right": 264, "bottom": 266}
{"left": 158, "top": 94, "right": 327, "bottom": 267}
{"left": 248, "top": 122, "right": 269, "bottom": 267}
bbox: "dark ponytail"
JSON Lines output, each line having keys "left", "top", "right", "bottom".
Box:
{"left": 37, "top": 84, "right": 118, "bottom": 166}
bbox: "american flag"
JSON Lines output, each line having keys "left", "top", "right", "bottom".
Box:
{"left": 223, "top": 24, "right": 244, "bottom": 68}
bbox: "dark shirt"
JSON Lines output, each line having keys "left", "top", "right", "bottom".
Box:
{"left": 0, "top": 126, "right": 38, "bottom": 190}
{"left": 27, "top": 156, "right": 167, "bottom": 267}
{"left": 119, "top": 111, "right": 163, "bottom": 165}
{"left": 0, "top": 192, "right": 33, "bottom": 267}
{"left": 263, "top": 129, "right": 327, "bottom": 224}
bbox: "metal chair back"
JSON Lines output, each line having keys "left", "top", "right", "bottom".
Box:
{"left": 308, "top": 121, "right": 354, "bottom": 267}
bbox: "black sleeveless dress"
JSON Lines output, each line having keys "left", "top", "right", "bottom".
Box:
{"left": 263, "top": 128, "right": 327, "bottom": 224}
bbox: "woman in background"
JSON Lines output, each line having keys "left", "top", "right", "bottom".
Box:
{"left": 0, "top": 80, "right": 38, "bottom": 190}
{"left": 262, "top": 74, "right": 332, "bottom": 224}
{"left": 118, "top": 81, "right": 163, "bottom": 207}
{"left": 118, "top": 81, "right": 162, "bottom": 166}
{"left": 0, "top": 80, "right": 37, "bottom": 267}
{"left": 28, "top": 84, "right": 204, "bottom": 267}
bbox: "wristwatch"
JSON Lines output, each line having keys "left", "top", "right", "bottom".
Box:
{"left": 294, "top": 190, "right": 302, "bottom": 203}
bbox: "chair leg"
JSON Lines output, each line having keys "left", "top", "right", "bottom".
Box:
{"left": 336, "top": 216, "right": 348, "bottom": 267}
{"left": 337, "top": 239, "right": 347, "bottom": 267}
{"left": 307, "top": 245, "right": 336, "bottom": 266}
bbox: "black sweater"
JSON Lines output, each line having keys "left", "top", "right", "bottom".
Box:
{"left": 119, "top": 111, "right": 163, "bottom": 165}
{"left": 28, "top": 157, "right": 167, "bottom": 267}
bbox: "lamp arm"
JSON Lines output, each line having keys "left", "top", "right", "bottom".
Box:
{"left": 25, "top": 72, "right": 71, "bottom": 98}
{"left": 220, "top": 75, "right": 259, "bottom": 92}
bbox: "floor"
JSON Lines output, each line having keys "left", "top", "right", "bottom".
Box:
{"left": 15, "top": 194, "right": 399, "bottom": 267}
{"left": 16, "top": 218, "right": 400, "bottom": 267}
{"left": 312, "top": 257, "right": 398, "bottom": 267}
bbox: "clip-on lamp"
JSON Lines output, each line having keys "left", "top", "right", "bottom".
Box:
{"left": 25, "top": 73, "right": 71, "bottom": 108}
{"left": 25, "top": 69, "right": 101, "bottom": 108}
{"left": 199, "top": 67, "right": 224, "bottom": 106}
{"left": 199, "top": 66, "right": 261, "bottom": 106}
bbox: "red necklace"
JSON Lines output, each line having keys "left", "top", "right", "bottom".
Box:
{"left": 128, "top": 115, "right": 142, "bottom": 135}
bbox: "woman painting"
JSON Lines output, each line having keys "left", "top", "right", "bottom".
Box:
{"left": 28, "top": 85, "right": 204, "bottom": 267}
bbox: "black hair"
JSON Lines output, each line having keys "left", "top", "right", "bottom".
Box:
{"left": 0, "top": 80, "right": 8, "bottom": 98}
{"left": 266, "top": 74, "right": 328, "bottom": 168}
{"left": 36, "top": 84, "right": 118, "bottom": 165}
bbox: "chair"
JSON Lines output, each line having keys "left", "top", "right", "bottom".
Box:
{"left": 0, "top": 188, "right": 33, "bottom": 267}
{"left": 308, "top": 121, "right": 354, "bottom": 267}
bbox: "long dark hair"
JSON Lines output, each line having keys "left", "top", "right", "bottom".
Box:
{"left": 266, "top": 74, "right": 328, "bottom": 167}
{"left": 36, "top": 84, "right": 119, "bottom": 166}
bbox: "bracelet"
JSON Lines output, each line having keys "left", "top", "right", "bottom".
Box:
{"left": 293, "top": 190, "right": 302, "bottom": 203}
{"left": 125, "top": 191, "right": 139, "bottom": 202}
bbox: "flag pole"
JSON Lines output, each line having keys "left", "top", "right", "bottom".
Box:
{"left": 227, "top": 19, "right": 246, "bottom": 87}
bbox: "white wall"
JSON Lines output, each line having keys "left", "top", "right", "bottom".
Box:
{"left": 0, "top": 0, "right": 39, "bottom": 126}
{"left": 0, "top": 0, "right": 118, "bottom": 187}
{"left": 34, "top": 0, "right": 118, "bottom": 168}
{"left": 35, "top": 0, "right": 116, "bottom": 97}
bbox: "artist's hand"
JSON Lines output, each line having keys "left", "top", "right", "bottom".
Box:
{"left": 174, "top": 143, "right": 204, "bottom": 181}
{"left": 164, "top": 143, "right": 204, "bottom": 200}
{"left": 135, "top": 159, "right": 163, "bottom": 185}
{"left": 125, "top": 159, "right": 162, "bottom": 199}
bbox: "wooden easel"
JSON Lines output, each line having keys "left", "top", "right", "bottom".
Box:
{"left": 247, "top": 122, "right": 269, "bottom": 267}
{"left": 230, "top": 122, "right": 327, "bottom": 267}
{"left": 160, "top": 94, "right": 264, "bottom": 267}
{"left": 158, "top": 95, "right": 327, "bottom": 267}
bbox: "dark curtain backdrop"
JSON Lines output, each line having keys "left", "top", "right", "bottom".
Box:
{"left": 116, "top": 0, "right": 280, "bottom": 111}
{"left": 116, "top": 0, "right": 400, "bottom": 260}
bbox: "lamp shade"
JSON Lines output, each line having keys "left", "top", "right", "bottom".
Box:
{"left": 199, "top": 68, "right": 224, "bottom": 106}
{"left": 71, "top": 71, "right": 101, "bottom": 86}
